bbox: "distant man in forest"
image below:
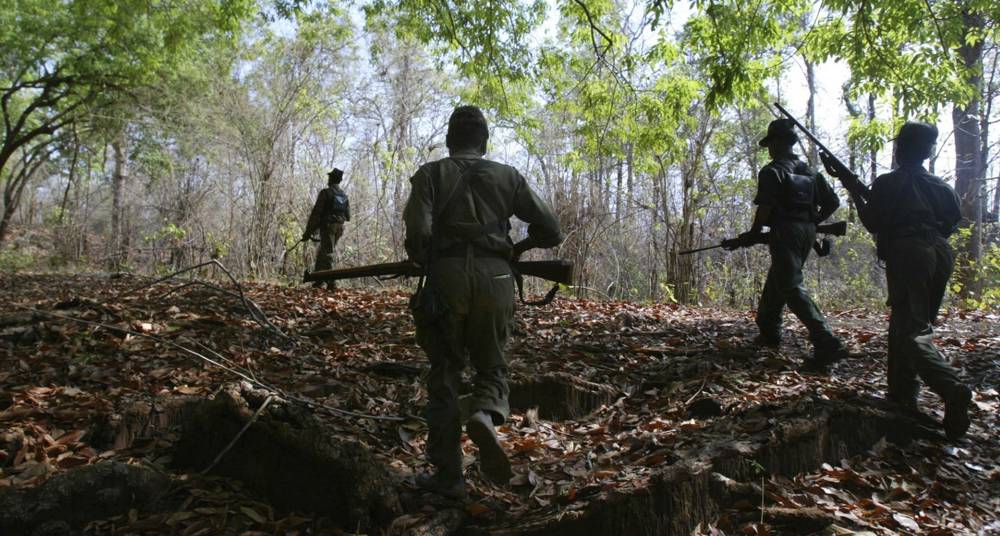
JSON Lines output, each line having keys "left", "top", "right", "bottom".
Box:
{"left": 403, "top": 105, "right": 564, "bottom": 498}
{"left": 725, "top": 118, "right": 847, "bottom": 370}
{"left": 303, "top": 168, "right": 350, "bottom": 289}
{"left": 819, "top": 122, "right": 972, "bottom": 440}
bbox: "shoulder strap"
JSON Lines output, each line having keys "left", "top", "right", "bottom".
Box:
{"left": 432, "top": 159, "right": 508, "bottom": 240}
{"left": 424, "top": 159, "right": 488, "bottom": 264}
{"left": 433, "top": 159, "right": 488, "bottom": 221}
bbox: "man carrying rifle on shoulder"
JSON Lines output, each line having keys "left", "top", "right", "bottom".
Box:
{"left": 403, "top": 105, "right": 564, "bottom": 498}
{"left": 727, "top": 118, "right": 847, "bottom": 371}
{"left": 818, "top": 121, "right": 972, "bottom": 440}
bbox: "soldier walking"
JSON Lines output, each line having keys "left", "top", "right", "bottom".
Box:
{"left": 303, "top": 168, "right": 350, "bottom": 289}
{"left": 403, "top": 106, "right": 563, "bottom": 498}
{"left": 726, "top": 118, "right": 847, "bottom": 370}
{"left": 820, "top": 122, "right": 972, "bottom": 440}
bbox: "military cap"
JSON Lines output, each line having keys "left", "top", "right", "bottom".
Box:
{"left": 894, "top": 121, "right": 938, "bottom": 148}
{"left": 758, "top": 118, "right": 799, "bottom": 147}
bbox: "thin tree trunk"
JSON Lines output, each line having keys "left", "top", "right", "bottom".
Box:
{"left": 805, "top": 59, "right": 819, "bottom": 167}
{"left": 59, "top": 132, "right": 82, "bottom": 224}
{"left": 952, "top": 10, "right": 985, "bottom": 298}
{"left": 110, "top": 131, "right": 128, "bottom": 270}
{"left": 868, "top": 94, "right": 877, "bottom": 185}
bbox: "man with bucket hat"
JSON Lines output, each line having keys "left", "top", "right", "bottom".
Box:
{"left": 820, "top": 121, "right": 972, "bottom": 440}
{"left": 727, "top": 118, "right": 847, "bottom": 370}
{"left": 303, "top": 168, "right": 350, "bottom": 288}
{"left": 403, "top": 105, "right": 564, "bottom": 498}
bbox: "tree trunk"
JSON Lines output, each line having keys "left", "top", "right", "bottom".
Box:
{"left": 868, "top": 94, "right": 877, "bottom": 185}
{"left": 0, "top": 145, "right": 49, "bottom": 248}
{"left": 804, "top": 59, "right": 819, "bottom": 167}
{"left": 110, "top": 131, "right": 128, "bottom": 270}
{"left": 981, "top": 50, "right": 997, "bottom": 223}
{"left": 952, "top": 10, "right": 986, "bottom": 299}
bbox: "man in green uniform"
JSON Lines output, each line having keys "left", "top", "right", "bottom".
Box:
{"left": 303, "top": 168, "right": 350, "bottom": 289}
{"left": 726, "top": 119, "right": 847, "bottom": 370}
{"left": 820, "top": 122, "right": 971, "bottom": 440}
{"left": 403, "top": 106, "right": 564, "bottom": 498}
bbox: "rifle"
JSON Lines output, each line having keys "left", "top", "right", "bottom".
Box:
{"left": 773, "top": 102, "right": 869, "bottom": 202}
{"left": 679, "top": 220, "right": 847, "bottom": 255}
{"left": 304, "top": 259, "right": 575, "bottom": 305}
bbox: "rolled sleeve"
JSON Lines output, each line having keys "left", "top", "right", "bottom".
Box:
{"left": 403, "top": 167, "right": 434, "bottom": 263}
{"left": 512, "top": 174, "right": 564, "bottom": 248}
{"left": 814, "top": 172, "right": 841, "bottom": 222}
{"left": 753, "top": 167, "right": 781, "bottom": 207}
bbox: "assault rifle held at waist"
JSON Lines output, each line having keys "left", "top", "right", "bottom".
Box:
{"left": 679, "top": 220, "right": 847, "bottom": 256}
{"left": 304, "top": 259, "right": 574, "bottom": 286}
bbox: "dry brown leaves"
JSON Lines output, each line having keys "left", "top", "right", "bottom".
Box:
{"left": 0, "top": 273, "right": 997, "bottom": 535}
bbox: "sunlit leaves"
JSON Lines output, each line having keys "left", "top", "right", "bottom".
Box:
{"left": 363, "top": 0, "right": 546, "bottom": 114}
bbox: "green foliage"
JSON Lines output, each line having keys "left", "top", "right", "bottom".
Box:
{"left": 145, "top": 222, "right": 188, "bottom": 243}
{"left": 809, "top": 0, "right": 999, "bottom": 113}
{"left": 0, "top": 246, "right": 36, "bottom": 272}
{"left": 969, "top": 243, "right": 1000, "bottom": 310}
{"left": 681, "top": 0, "right": 807, "bottom": 109}
{"left": 363, "top": 0, "right": 545, "bottom": 114}
{"left": 950, "top": 227, "right": 1000, "bottom": 310}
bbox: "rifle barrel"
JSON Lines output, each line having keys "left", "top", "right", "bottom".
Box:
{"left": 679, "top": 244, "right": 722, "bottom": 255}
{"left": 773, "top": 102, "right": 834, "bottom": 157}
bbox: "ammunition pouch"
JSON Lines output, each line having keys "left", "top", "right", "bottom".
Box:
{"left": 409, "top": 277, "right": 448, "bottom": 329}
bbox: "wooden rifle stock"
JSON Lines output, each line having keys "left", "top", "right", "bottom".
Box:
{"left": 511, "top": 259, "right": 574, "bottom": 285}
{"left": 304, "top": 259, "right": 574, "bottom": 285}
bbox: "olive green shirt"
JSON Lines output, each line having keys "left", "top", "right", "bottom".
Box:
{"left": 403, "top": 149, "right": 564, "bottom": 264}
{"left": 860, "top": 164, "right": 961, "bottom": 238}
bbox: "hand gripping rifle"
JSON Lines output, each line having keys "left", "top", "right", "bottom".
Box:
{"left": 679, "top": 220, "right": 848, "bottom": 256}
{"left": 773, "top": 102, "right": 869, "bottom": 202}
{"left": 303, "top": 259, "right": 575, "bottom": 305}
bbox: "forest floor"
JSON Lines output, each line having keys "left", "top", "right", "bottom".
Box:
{"left": 0, "top": 271, "right": 998, "bottom": 536}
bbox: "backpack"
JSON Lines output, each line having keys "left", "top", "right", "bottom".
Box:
{"left": 326, "top": 189, "right": 349, "bottom": 221}
{"left": 774, "top": 163, "right": 817, "bottom": 221}
{"left": 784, "top": 171, "right": 815, "bottom": 210}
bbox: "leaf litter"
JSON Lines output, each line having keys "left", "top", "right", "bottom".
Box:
{"left": 0, "top": 273, "right": 997, "bottom": 535}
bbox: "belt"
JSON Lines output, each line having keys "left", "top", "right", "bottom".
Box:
{"left": 885, "top": 224, "right": 941, "bottom": 241}
{"left": 437, "top": 243, "right": 509, "bottom": 259}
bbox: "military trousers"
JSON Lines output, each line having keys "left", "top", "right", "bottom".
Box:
{"left": 755, "top": 220, "right": 840, "bottom": 349}
{"left": 883, "top": 235, "right": 963, "bottom": 402}
{"left": 313, "top": 222, "right": 344, "bottom": 285}
{"left": 416, "top": 254, "right": 515, "bottom": 477}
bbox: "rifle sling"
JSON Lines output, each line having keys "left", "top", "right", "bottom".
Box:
{"left": 512, "top": 269, "right": 560, "bottom": 306}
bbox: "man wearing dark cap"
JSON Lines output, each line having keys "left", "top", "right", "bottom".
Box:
{"left": 403, "top": 105, "right": 564, "bottom": 498}
{"left": 726, "top": 118, "right": 846, "bottom": 369}
{"left": 820, "top": 121, "right": 972, "bottom": 440}
{"left": 303, "top": 168, "right": 350, "bottom": 288}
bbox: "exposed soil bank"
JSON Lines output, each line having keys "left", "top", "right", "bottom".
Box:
{"left": 482, "top": 394, "right": 938, "bottom": 535}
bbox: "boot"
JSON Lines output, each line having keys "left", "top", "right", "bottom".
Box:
{"left": 806, "top": 340, "right": 848, "bottom": 370}
{"left": 466, "top": 410, "right": 512, "bottom": 484}
{"left": 415, "top": 471, "right": 466, "bottom": 500}
{"left": 943, "top": 385, "right": 972, "bottom": 441}
{"left": 752, "top": 333, "right": 781, "bottom": 349}
{"left": 886, "top": 392, "right": 919, "bottom": 413}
